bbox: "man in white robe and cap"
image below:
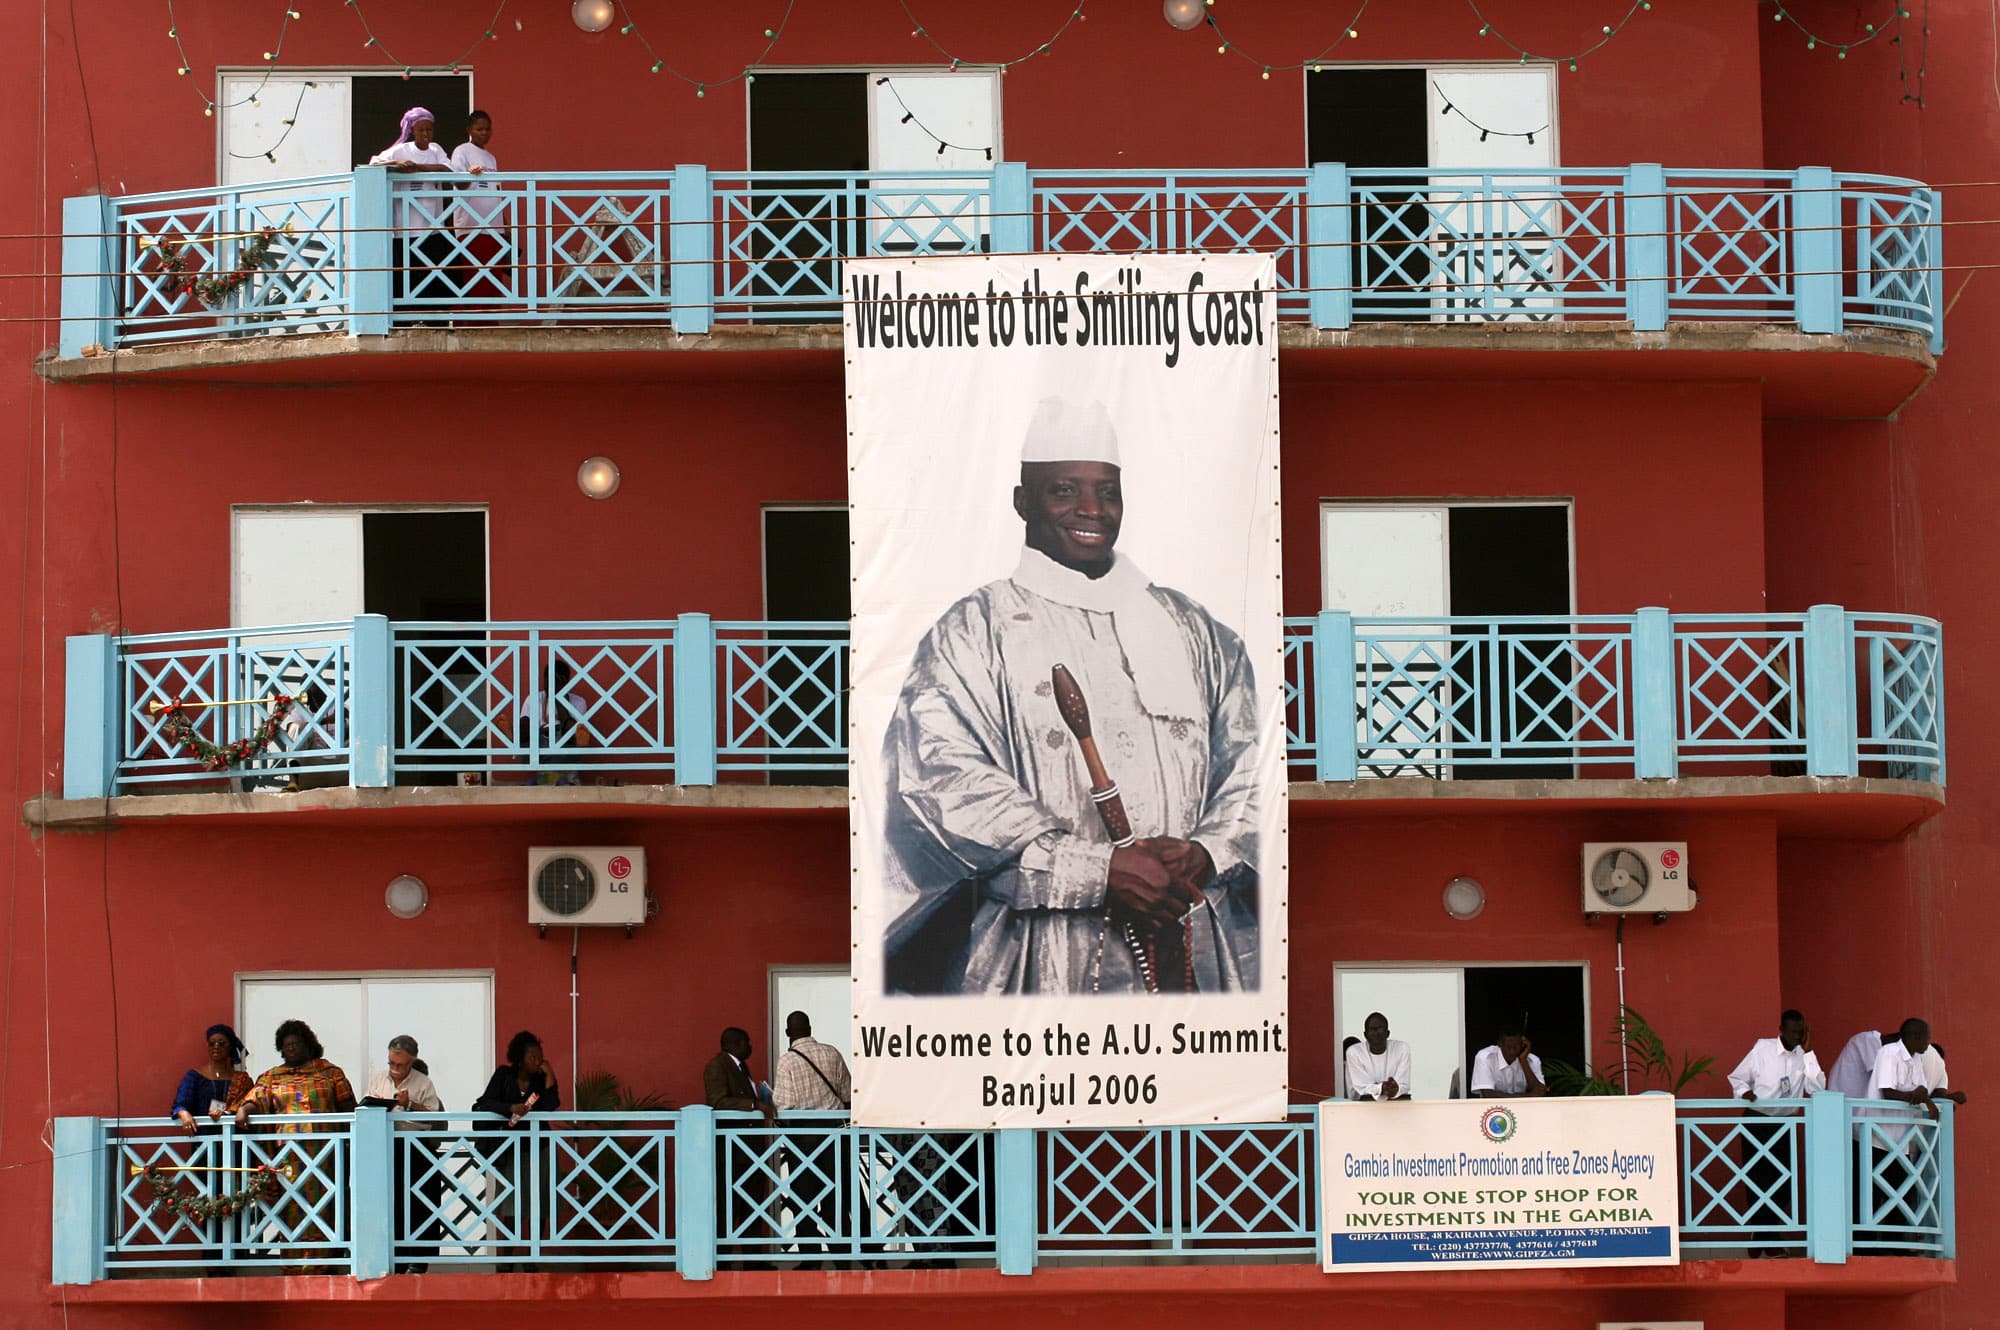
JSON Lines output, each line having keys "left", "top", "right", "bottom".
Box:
{"left": 881, "top": 398, "right": 1263, "bottom": 995}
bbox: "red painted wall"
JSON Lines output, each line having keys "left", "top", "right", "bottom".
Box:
{"left": 1757, "top": 2, "right": 1996, "bottom": 1328}
{"left": 0, "top": 1, "right": 1934, "bottom": 1328}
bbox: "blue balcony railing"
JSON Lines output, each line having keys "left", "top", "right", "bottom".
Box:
{"left": 58, "top": 164, "right": 1944, "bottom": 356}
{"left": 52, "top": 1097, "right": 1954, "bottom": 1283}
{"left": 60, "top": 608, "right": 1943, "bottom": 799}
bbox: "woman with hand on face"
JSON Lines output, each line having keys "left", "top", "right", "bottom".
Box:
{"left": 472, "top": 1031, "right": 561, "bottom": 1272}
{"left": 169, "top": 1024, "right": 253, "bottom": 1135}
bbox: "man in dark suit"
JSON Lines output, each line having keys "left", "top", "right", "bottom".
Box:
{"left": 703, "top": 1027, "right": 774, "bottom": 1265}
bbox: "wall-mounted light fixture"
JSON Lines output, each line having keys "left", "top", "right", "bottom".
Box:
{"left": 1163, "top": 0, "right": 1209, "bottom": 30}
{"left": 577, "top": 456, "right": 621, "bottom": 500}
{"left": 571, "top": 0, "right": 615, "bottom": 33}
{"left": 1442, "top": 875, "right": 1486, "bottom": 921}
{"left": 385, "top": 874, "right": 429, "bottom": 919}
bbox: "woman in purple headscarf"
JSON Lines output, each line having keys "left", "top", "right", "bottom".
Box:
{"left": 367, "top": 107, "right": 458, "bottom": 313}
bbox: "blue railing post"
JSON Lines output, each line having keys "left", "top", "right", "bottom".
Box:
{"left": 1314, "top": 610, "right": 1358, "bottom": 781}
{"left": 60, "top": 194, "right": 119, "bottom": 359}
{"left": 1631, "top": 608, "right": 1677, "bottom": 779}
{"left": 351, "top": 167, "right": 393, "bottom": 337}
{"left": 1805, "top": 1092, "right": 1851, "bottom": 1263}
{"left": 51, "top": 1117, "right": 107, "bottom": 1285}
{"left": 1623, "top": 165, "right": 1668, "bottom": 332}
{"left": 1937, "top": 1099, "right": 1957, "bottom": 1259}
{"left": 1924, "top": 188, "right": 1946, "bottom": 354}
{"left": 995, "top": 1128, "right": 1037, "bottom": 1275}
{"left": 1308, "top": 163, "right": 1352, "bottom": 330}
{"left": 1793, "top": 166, "right": 1843, "bottom": 336}
{"left": 673, "top": 613, "right": 718, "bottom": 785}
{"left": 675, "top": 1105, "right": 717, "bottom": 1280}
{"left": 351, "top": 1107, "right": 393, "bottom": 1279}
{"left": 350, "top": 615, "right": 393, "bottom": 788}
{"left": 991, "top": 162, "right": 1031, "bottom": 253}
{"left": 670, "top": 165, "right": 714, "bottom": 334}
{"left": 63, "top": 634, "right": 120, "bottom": 800}
{"left": 1803, "top": 603, "right": 1858, "bottom": 778}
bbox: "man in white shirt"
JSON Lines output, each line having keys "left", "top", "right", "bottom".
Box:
{"left": 363, "top": 1035, "right": 444, "bottom": 1274}
{"left": 1857, "top": 1018, "right": 1966, "bottom": 1251}
{"left": 1726, "top": 1009, "right": 1825, "bottom": 1256}
{"left": 1470, "top": 1025, "right": 1547, "bottom": 1098}
{"left": 1828, "top": 1027, "right": 1895, "bottom": 1100}
{"left": 1345, "top": 1012, "right": 1412, "bottom": 1102}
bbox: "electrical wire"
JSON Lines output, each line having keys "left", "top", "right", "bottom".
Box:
{"left": 342, "top": 0, "right": 512, "bottom": 76}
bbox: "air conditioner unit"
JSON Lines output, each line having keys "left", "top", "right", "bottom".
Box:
{"left": 528, "top": 846, "right": 647, "bottom": 929}
{"left": 1582, "top": 842, "right": 1695, "bottom": 916}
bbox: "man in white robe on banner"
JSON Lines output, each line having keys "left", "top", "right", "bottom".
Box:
{"left": 881, "top": 397, "right": 1263, "bottom": 996}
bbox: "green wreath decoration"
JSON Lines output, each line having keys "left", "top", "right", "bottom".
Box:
{"left": 151, "top": 226, "right": 282, "bottom": 308}
{"left": 142, "top": 1165, "right": 282, "bottom": 1222}
{"left": 157, "top": 693, "right": 296, "bottom": 772}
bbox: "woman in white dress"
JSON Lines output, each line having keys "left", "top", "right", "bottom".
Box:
{"left": 367, "top": 107, "right": 457, "bottom": 314}
{"left": 449, "top": 109, "right": 507, "bottom": 303}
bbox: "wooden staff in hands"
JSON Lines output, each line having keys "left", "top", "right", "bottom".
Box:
{"left": 1051, "top": 664, "right": 1214, "bottom": 991}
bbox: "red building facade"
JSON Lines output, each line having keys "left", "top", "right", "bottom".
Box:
{"left": 0, "top": 2, "right": 1984, "bottom": 1328}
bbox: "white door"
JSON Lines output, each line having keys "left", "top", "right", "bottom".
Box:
{"left": 1321, "top": 504, "right": 1452, "bottom": 776}
{"left": 769, "top": 966, "right": 853, "bottom": 1070}
{"left": 219, "top": 75, "right": 352, "bottom": 186}
{"left": 233, "top": 508, "right": 364, "bottom": 631}
{"left": 1424, "top": 66, "right": 1558, "bottom": 321}
{"left": 1334, "top": 967, "right": 1465, "bottom": 1101}
{"left": 237, "top": 973, "right": 495, "bottom": 1114}
{"left": 868, "top": 71, "right": 999, "bottom": 251}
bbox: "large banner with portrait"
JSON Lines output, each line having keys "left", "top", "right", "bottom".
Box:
{"left": 845, "top": 253, "right": 1287, "bottom": 1128}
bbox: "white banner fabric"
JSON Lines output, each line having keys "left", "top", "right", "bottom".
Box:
{"left": 1319, "top": 1097, "right": 1681, "bottom": 1271}
{"left": 845, "top": 253, "right": 1288, "bottom": 1128}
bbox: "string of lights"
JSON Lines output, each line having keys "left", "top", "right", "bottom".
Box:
{"left": 608, "top": 0, "right": 798, "bottom": 96}
{"left": 1899, "top": 0, "right": 1931, "bottom": 106}
{"left": 1204, "top": 0, "right": 1375, "bottom": 76}
{"left": 222, "top": 80, "right": 315, "bottom": 166}
{"left": 1433, "top": 79, "right": 1547, "bottom": 143}
{"left": 165, "top": 0, "right": 298, "bottom": 116}
{"left": 1462, "top": 0, "right": 1653, "bottom": 73}
{"left": 875, "top": 77, "right": 995, "bottom": 159}
{"left": 896, "top": 0, "right": 1091, "bottom": 70}
{"left": 1768, "top": 0, "right": 1906, "bottom": 59}
{"left": 341, "top": 0, "right": 513, "bottom": 77}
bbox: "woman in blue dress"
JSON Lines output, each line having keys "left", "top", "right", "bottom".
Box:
{"left": 170, "top": 1024, "right": 253, "bottom": 1134}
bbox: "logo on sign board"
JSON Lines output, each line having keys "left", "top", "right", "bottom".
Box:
{"left": 608, "top": 855, "right": 633, "bottom": 879}
{"left": 1478, "top": 1105, "right": 1518, "bottom": 1144}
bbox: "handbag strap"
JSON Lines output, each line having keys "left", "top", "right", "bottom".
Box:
{"left": 790, "top": 1044, "right": 849, "bottom": 1109}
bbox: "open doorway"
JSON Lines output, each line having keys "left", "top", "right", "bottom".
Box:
{"left": 233, "top": 505, "right": 488, "bottom": 783}
{"left": 761, "top": 506, "right": 850, "bottom": 786}
{"left": 1333, "top": 961, "right": 1588, "bottom": 1099}
{"left": 1321, "top": 500, "right": 1573, "bottom": 779}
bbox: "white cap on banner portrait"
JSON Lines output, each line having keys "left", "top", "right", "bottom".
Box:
{"left": 1022, "top": 397, "right": 1121, "bottom": 467}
